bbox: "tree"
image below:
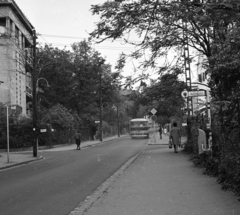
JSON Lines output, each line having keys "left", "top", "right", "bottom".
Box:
{"left": 41, "top": 104, "right": 79, "bottom": 130}
{"left": 36, "top": 45, "right": 73, "bottom": 109}
{"left": 140, "top": 68, "right": 186, "bottom": 119}
{"left": 90, "top": 1, "right": 238, "bottom": 64}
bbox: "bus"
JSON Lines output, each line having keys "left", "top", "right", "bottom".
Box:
{"left": 130, "top": 118, "right": 150, "bottom": 139}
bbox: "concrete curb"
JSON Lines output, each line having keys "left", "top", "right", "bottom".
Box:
{"left": 0, "top": 156, "right": 44, "bottom": 171}
{"left": 0, "top": 135, "right": 126, "bottom": 170}
{"left": 68, "top": 152, "right": 142, "bottom": 215}
{"left": 81, "top": 136, "right": 122, "bottom": 149}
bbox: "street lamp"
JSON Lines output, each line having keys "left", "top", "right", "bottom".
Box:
{"left": 36, "top": 78, "right": 49, "bottom": 90}
{"left": 98, "top": 58, "right": 105, "bottom": 142}
{"left": 32, "top": 77, "right": 49, "bottom": 157}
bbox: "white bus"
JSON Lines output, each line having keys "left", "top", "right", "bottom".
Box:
{"left": 130, "top": 118, "right": 150, "bottom": 139}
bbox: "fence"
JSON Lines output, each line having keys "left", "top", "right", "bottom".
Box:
{"left": 0, "top": 123, "right": 129, "bottom": 151}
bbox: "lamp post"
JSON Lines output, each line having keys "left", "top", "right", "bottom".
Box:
{"left": 98, "top": 58, "right": 105, "bottom": 142}
{"left": 32, "top": 29, "right": 38, "bottom": 157}
{"left": 99, "top": 69, "right": 103, "bottom": 142}
{"left": 32, "top": 77, "right": 49, "bottom": 157}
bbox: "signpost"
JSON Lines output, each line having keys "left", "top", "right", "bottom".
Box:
{"left": 188, "top": 90, "right": 206, "bottom": 97}
{"left": 181, "top": 89, "right": 189, "bottom": 98}
{"left": 151, "top": 108, "right": 157, "bottom": 143}
{"left": 151, "top": 108, "right": 157, "bottom": 115}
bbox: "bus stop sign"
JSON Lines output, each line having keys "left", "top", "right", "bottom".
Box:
{"left": 152, "top": 115, "right": 157, "bottom": 121}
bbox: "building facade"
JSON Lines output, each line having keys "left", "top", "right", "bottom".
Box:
{"left": 0, "top": 0, "right": 34, "bottom": 116}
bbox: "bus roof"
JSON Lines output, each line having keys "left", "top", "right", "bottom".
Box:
{"left": 130, "top": 118, "right": 148, "bottom": 122}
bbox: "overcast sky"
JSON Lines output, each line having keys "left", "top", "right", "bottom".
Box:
{"left": 15, "top": 0, "right": 136, "bottom": 71}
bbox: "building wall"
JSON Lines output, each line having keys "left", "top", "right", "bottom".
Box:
{"left": 0, "top": 4, "right": 33, "bottom": 116}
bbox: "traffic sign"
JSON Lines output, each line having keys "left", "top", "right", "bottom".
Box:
{"left": 40, "top": 129, "right": 47, "bottom": 133}
{"left": 152, "top": 115, "right": 157, "bottom": 121}
{"left": 188, "top": 90, "right": 206, "bottom": 97}
{"left": 151, "top": 108, "right": 157, "bottom": 115}
{"left": 181, "top": 90, "right": 188, "bottom": 98}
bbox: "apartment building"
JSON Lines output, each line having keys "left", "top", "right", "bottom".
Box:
{"left": 0, "top": 0, "right": 34, "bottom": 116}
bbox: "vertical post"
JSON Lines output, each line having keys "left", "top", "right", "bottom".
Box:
{"left": 206, "top": 89, "right": 212, "bottom": 151}
{"left": 183, "top": 20, "right": 193, "bottom": 116}
{"left": 154, "top": 119, "right": 156, "bottom": 143}
{"left": 32, "top": 29, "right": 38, "bottom": 157}
{"left": 117, "top": 101, "right": 120, "bottom": 137}
{"left": 99, "top": 68, "right": 103, "bottom": 142}
{"left": 7, "top": 106, "right": 9, "bottom": 163}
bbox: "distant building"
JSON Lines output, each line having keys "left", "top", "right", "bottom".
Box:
{"left": 192, "top": 51, "right": 210, "bottom": 116}
{"left": 0, "top": 0, "right": 34, "bottom": 116}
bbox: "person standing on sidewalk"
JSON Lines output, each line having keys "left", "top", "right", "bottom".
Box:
{"left": 74, "top": 130, "right": 82, "bottom": 150}
{"left": 158, "top": 124, "right": 163, "bottom": 139}
{"left": 169, "top": 122, "right": 181, "bottom": 153}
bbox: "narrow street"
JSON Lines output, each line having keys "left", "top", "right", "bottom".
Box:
{"left": 0, "top": 136, "right": 148, "bottom": 215}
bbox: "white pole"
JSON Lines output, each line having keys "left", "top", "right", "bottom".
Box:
{"left": 7, "top": 106, "right": 9, "bottom": 163}
{"left": 154, "top": 118, "right": 156, "bottom": 143}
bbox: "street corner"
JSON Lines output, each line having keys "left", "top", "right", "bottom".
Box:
{"left": 0, "top": 153, "right": 44, "bottom": 170}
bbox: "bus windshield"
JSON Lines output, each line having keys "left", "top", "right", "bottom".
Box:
{"left": 129, "top": 118, "right": 149, "bottom": 138}
{"left": 130, "top": 121, "right": 148, "bottom": 127}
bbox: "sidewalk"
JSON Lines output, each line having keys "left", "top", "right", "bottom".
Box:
{"left": 0, "top": 135, "right": 121, "bottom": 170}
{"left": 82, "top": 135, "right": 240, "bottom": 215}
{"left": 148, "top": 132, "right": 187, "bottom": 146}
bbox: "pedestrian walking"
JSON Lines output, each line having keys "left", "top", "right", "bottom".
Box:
{"left": 169, "top": 122, "right": 181, "bottom": 153}
{"left": 163, "top": 127, "right": 167, "bottom": 136}
{"left": 158, "top": 124, "right": 163, "bottom": 139}
{"left": 74, "top": 130, "right": 82, "bottom": 150}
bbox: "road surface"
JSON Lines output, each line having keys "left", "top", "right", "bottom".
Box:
{"left": 0, "top": 135, "right": 148, "bottom": 215}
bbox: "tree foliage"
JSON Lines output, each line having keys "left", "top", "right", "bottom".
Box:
{"left": 90, "top": 0, "right": 240, "bottom": 196}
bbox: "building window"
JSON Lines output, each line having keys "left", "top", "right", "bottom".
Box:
{"left": 0, "top": 17, "right": 6, "bottom": 36}
{"left": 198, "top": 74, "right": 202, "bottom": 82}
{"left": 15, "top": 27, "right": 19, "bottom": 46}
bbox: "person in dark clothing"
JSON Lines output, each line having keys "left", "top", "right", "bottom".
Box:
{"left": 169, "top": 122, "right": 181, "bottom": 153}
{"left": 74, "top": 130, "right": 82, "bottom": 150}
{"left": 158, "top": 125, "right": 163, "bottom": 139}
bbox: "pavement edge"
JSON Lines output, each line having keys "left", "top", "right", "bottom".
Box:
{"left": 68, "top": 152, "right": 142, "bottom": 215}
{"left": 0, "top": 156, "right": 44, "bottom": 171}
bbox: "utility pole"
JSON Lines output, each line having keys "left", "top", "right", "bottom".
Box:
{"left": 183, "top": 20, "right": 193, "bottom": 116}
{"left": 32, "top": 29, "right": 38, "bottom": 157}
{"left": 99, "top": 67, "right": 103, "bottom": 142}
{"left": 117, "top": 101, "right": 120, "bottom": 137}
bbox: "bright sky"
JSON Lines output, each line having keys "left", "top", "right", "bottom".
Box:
{"left": 15, "top": 0, "right": 200, "bottom": 84}
{"left": 15, "top": 0, "right": 138, "bottom": 74}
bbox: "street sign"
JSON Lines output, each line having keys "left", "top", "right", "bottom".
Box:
{"left": 40, "top": 129, "right": 47, "bottom": 133}
{"left": 188, "top": 90, "right": 206, "bottom": 97}
{"left": 151, "top": 108, "right": 157, "bottom": 115}
{"left": 181, "top": 90, "right": 189, "bottom": 98}
{"left": 151, "top": 115, "right": 157, "bottom": 121}
{"left": 95, "top": 121, "right": 100, "bottom": 123}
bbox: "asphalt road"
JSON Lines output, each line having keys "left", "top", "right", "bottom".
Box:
{"left": 0, "top": 135, "right": 148, "bottom": 215}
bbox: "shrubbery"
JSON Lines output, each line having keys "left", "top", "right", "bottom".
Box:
{"left": 184, "top": 122, "right": 240, "bottom": 197}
